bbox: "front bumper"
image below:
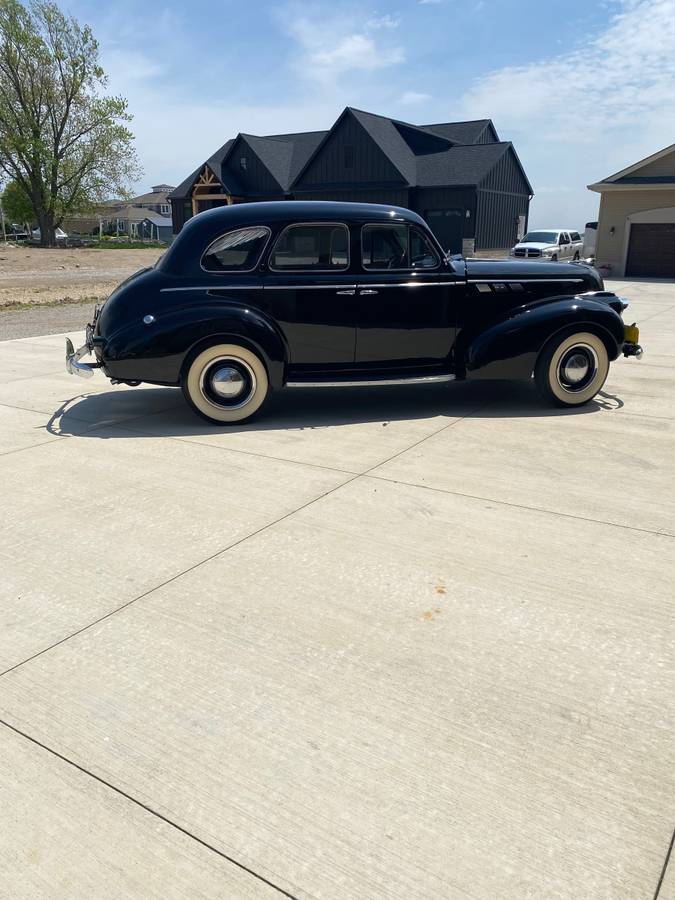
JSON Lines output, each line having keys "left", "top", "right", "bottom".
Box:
{"left": 622, "top": 322, "right": 643, "bottom": 359}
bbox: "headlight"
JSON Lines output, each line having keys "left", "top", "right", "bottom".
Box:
{"left": 509, "top": 249, "right": 516, "bottom": 256}
{"left": 543, "top": 248, "right": 554, "bottom": 256}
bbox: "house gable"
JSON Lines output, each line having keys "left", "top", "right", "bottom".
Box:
{"left": 292, "top": 109, "right": 407, "bottom": 191}
{"left": 223, "top": 136, "right": 285, "bottom": 195}
{"left": 621, "top": 146, "right": 675, "bottom": 180}
{"left": 479, "top": 144, "right": 532, "bottom": 195}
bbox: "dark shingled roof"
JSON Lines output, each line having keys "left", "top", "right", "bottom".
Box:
{"left": 415, "top": 142, "right": 513, "bottom": 187}
{"left": 421, "top": 120, "right": 495, "bottom": 144}
{"left": 168, "top": 109, "right": 524, "bottom": 201}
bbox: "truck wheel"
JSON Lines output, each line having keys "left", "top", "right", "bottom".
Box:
{"left": 535, "top": 331, "right": 609, "bottom": 407}
{"left": 181, "top": 343, "right": 269, "bottom": 424}
{"left": 551, "top": 253, "right": 558, "bottom": 262}
{"left": 573, "top": 251, "right": 580, "bottom": 261}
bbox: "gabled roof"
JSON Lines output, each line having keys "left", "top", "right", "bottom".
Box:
{"left": 588, "top": 141, "right": 675, "bottom": 191}
{"left": 415, "top": 142, "right": 515, "bottom": 187}
{"left": 168, "top": 109, "right": 518, "bottom": 201}
{"left": 421, "top": 119, "right": 495, "bottom": 144}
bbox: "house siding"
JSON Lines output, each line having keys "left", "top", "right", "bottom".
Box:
{"left": 595, "top": 188, "right": 675, "bottom": 273}
{"left": 628, "top": 149, "right": 675, "bottom": 179}
{"left": 228, "top": 137, "right": 283, "bottom": 195}
{"left": 475, "top": 190, "right": 528, "bottom": 251}
{"left": 295, "top": 188, "right": 410, "bottom": 206}
{"left": 294, "top": 115, "right": 404, "bottom": 189}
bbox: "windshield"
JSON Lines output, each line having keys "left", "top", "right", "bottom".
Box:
{"left": 522, "top": 231, "right": 558, "bottom": 244}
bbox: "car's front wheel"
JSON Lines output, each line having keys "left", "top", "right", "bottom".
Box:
{"left": 181, "top": 343, "right": 269, "bottom": 424}
{"left": 535, "top": 331, "right": 609, "bottom": 407}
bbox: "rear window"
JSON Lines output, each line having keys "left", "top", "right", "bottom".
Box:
{"left": 269, "top": 224, "right": 349, "bottom": 271}
{"left": 201, "top": 226, "right": 270, "bottom": 272}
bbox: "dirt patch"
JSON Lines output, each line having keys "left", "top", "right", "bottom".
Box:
{"left": 0, "top": 245, "right": 164, "bottom": 307}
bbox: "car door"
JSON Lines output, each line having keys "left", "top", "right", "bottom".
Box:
{"left": 355, "top": 222, "right": 461, "bottom": 367}
{"left": 262, "top": 221, "right": 357, "bottom": 371}
{"left": 559, "top": 232, "right": 571, "bottom": 259}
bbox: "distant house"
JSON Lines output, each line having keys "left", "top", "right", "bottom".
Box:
{"left": 63, "top": 184, "right": 175, "bottom": 242}
{"left": 588, "top": 143, "right": 675, "bottom": 277}
{"left": 168, "top": 107, "right": 532, "bottom": 255}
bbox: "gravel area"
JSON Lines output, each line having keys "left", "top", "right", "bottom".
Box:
{"left": 0, "top": 244, "right": 163, "bottom": 308}
{"left": 0, "top": 299, "right": 97, "bottom": 341}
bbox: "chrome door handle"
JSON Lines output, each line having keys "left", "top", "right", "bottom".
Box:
{"left": 336, "top": 289, "right": 355, "bottom": 295}
{"left": 359, "top": 289, "right": 378, "bottom": 295}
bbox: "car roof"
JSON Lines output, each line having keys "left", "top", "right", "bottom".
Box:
{"left": 159, "top": 200, "right": 430, "bottom": 274}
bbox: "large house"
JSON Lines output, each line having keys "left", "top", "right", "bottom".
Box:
{"left": 168, "top": 107, "right": 533, "bottom": 255}
{"left": 588, "top": 142, "right": 675, "bottom": 277}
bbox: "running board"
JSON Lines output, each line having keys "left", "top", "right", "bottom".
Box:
{"left": 286, "top": 373, "right": 456, "bottom": 388}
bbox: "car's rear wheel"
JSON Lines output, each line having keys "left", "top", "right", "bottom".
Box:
{"left": 181, "top": 343, "right": 269, "bottom": 424}
{"left": 535, "top": 331, "right": 609, "bottom": 407}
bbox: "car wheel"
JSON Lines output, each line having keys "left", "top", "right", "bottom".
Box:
{"left": 573, "top": 251, "right": 580, "bottom": 261}
{"left": 535, "top": 331, "right": 609, "bottom": 407}
{"left": 181, "top": 343, "right": 269, "bottom": 424}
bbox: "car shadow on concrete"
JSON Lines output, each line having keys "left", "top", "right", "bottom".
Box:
{"left": 48, "top": 379, "right": 624, "bottom": 439}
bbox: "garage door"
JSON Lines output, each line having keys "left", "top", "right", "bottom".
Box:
{"left": 626, "top": 223, "right": 675, "bottom": 276}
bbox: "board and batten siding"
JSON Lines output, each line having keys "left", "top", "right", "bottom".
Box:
{"left": 595, "top": 188, "right": 675, "bottom": 274}
{"left": 228, "top": 137, "right": 283, "bottom": 196}
{"left": 295, "top": 115, "right": 405, "bottom": 189}
{"left": 295, "top": 188, "right": 410, "bottom": 206}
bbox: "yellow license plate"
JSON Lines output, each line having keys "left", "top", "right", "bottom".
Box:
{"left": 624, "top": 323, "right": 640, "bottom": 343}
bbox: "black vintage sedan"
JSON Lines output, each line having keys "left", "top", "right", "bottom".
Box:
{"left": 66, "top": 201, "right": 642, "bottom": 424}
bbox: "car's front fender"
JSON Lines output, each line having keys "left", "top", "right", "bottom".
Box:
{"left": 460, "top": 297, "right": 625, "bottom": 381}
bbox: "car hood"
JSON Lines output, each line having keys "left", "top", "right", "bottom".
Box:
{"left": 513, "top": 242, "right": 556, "bottom": 251}
{"left": 465, "top": 258, "right": 603, "bottom": 290}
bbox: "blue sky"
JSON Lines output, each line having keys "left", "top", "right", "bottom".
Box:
{"left": 62, "top": 0, "right": 675, "bottom": 228}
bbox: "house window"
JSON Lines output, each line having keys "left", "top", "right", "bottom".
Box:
{"left": 270, "top": 223, "right": 349, "bottom": 271}
{"left": 201, "top": 226, "right": 271, "bottom": 272}
{"left": 160, "top": 204, "right": 170, "bottom": 215}
{"left": 240, "top": 156, "right": 247, "bottom": 170}
{"left": 344, "top": 145, "right": 354, "bottom": 169}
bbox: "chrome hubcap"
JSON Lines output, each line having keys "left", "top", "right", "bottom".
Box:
{"left": 211, "top": 366, "right": 246, "bottom": 399}
{"left": 199, "top": 356, "right": 256, "bottom": 409}
{"left": 556, "top": 344, "right": 598, "bottom": 393}
{"left": 562, "top": 352, "right": 590, "bottom": 384}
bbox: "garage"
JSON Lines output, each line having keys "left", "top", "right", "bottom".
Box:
{"left": 626, "top": 222, "right": 675, "bottom": 277}
{"left": 588, "top": 141, "right": 675, "bottom": 276}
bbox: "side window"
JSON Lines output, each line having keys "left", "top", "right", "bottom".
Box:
{"left": 410, "top": 227, "right": 440, "bottom": 269}
{"left": 362, "top": 224, "right": 439, "bottom": 270}
{"left": 571, "top": 231, "right": 581, "bottom": 242}
{"left": 201, "top": 226, "right": 270, "bottom": 272}
{"left": 269, "top": 224, "right": 349, "bottom": 271}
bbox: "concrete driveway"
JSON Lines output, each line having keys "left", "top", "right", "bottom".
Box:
{"left": 0, "top": 278, "right": 673, "bottom": 899}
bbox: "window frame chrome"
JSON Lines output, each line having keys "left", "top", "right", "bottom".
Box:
{"left": 200, "top": 225, "right": 272, "bottom": 274}
{"left": 267, "top": 221, "right": 351, "bottom": 273}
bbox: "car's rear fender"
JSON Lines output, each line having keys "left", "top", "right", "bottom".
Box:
{"left": 460, "top": 298, "right": 625, "bottom": 381}
{"left": 101, "top": 302, "right": 288, "bottom": 388}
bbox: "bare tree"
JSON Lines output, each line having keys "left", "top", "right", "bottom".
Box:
{"left": 0, "top": 0, "right": 141, "bottom": 245}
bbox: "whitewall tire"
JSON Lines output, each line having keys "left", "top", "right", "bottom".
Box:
{"left": 535, "top": 331, "right": 609, "bottom": 407}
{"left": 182, "top": 343, "right": 269, "bottom": 424}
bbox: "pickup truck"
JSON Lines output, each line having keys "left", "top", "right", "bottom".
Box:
{"left": 510, "top": 229, "right": 584, "bottom": 262}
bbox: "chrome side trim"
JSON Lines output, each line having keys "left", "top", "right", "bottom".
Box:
{"left": 287, "top": 373, "right": 456, "bottom": 388}
{"left": 264, "top": 284, "right": 357, "bottom": 290}
{"left": 160, "top": 285, "right": 256, "bottom": 292}
{"left": 468, "top": 278, "right": 585, "bottom": 284}
{"left": 355, "top": 281, "right": 461, "bottom": 288}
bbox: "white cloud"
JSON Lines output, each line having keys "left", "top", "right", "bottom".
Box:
{"left": 365, "top": 14, "right": 400, "bottom": 29}
{"left": 285, "top": 13, "right": 404, "bottom": 79}
{"left": 400, "top": 90, "right": 432, "bottom": 104}
{"left": 459, "top": 0, "right": 675, "bottom": 225}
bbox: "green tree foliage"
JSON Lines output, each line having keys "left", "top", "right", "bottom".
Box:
{"left": 1, "top": 176, "right": 32, "bottom": 224}
{"left": 0, "top": 0, "right": 141, "bottom": 245}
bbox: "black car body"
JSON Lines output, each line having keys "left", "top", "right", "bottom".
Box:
{"left": 66, "top": 201, "right": 642, "bottom": 423}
